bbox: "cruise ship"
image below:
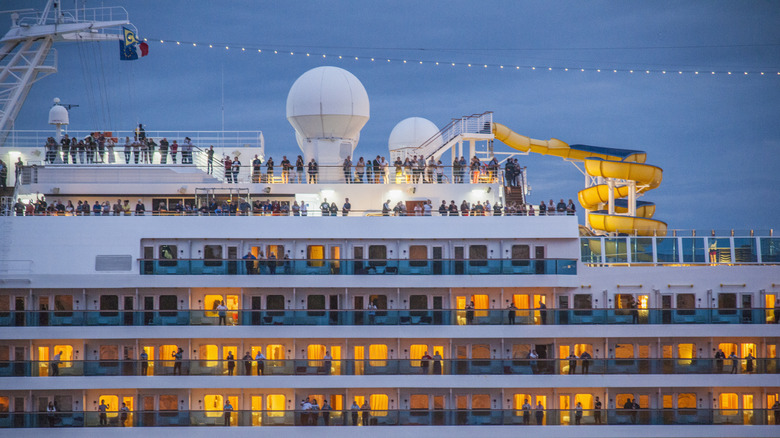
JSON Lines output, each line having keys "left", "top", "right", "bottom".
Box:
{"left": 0, "top": 2, "right": 778, "bottom": 437}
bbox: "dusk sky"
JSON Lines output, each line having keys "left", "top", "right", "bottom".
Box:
{"left": 2, "top": 0, "right": 778, "bottom": 231}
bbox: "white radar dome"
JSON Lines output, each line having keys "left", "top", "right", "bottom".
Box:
{"left": 286, "top": 66, "right": 369, "bottom": 141}
{"left": 388, "top": 117, "right": 439, "bottom": 160}
{"left": 48, "top": 98, "right": 69, "bottom": 125}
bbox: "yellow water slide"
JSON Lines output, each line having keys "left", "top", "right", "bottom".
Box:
{"left": 493, "top": 123, "right": 667, "bottom": 236}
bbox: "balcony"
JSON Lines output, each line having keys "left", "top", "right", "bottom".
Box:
{"left": 0, "top": 408, "right": 776, "bottom": 428}
{"left": 1, "top": 358, "right": 776, "bottom": 377}
{"left": 138, "top": 258, "right": 577, "bottom": 276}
{"left": 0, "top": 308, "right": 774, "bottom": 327}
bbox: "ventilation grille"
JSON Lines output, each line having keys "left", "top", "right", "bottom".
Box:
{"left": 95, "top": 255, "right": 132, "bottom": 271}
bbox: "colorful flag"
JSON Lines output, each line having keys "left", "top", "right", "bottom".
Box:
{"left": 120, "top": 27, "right": 148, "bottom": 60}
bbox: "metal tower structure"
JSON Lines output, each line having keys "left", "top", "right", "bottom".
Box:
{"left": 0, "top": 0, "right": 133, "bottom": 146}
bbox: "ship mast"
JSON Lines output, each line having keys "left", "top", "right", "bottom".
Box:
{"left": 0, "top": 0, "right": 134, "bottom": 146}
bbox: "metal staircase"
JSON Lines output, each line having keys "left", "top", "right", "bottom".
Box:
{"left": 411, "top": 112, "right": 494, "bottom": 160}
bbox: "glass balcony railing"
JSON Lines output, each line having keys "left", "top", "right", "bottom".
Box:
{"left": 0, "top": 408, "right": 776, "bottom": 428}
{"left": 1, "top": 358, "right": 776, "bottom": 377}
{"left": 138, "top": 258, "right": 578, "bottom": 276}
{"left": 1, "top": 307, "right": 775, "bottom": 327}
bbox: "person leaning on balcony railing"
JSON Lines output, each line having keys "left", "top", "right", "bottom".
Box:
{"left": 231, "top": 156, "right": 241, "bottom": 184}
{"left": 159, "top": 138, "right": 169, "bottom": 165}
{"left": 307, "top": 158, "right": 318, "bottom": 183}
{"left": 295, "top": 155, "right": 305, "bottom": 183}
{"left": 169, "top": 139, "right": 178, "bottom": 163}
{"left": 266, "top": 156, "right": 274, "bottom": 182}
{"left": 281, "top": 156, "right": 291, "bottom": 183}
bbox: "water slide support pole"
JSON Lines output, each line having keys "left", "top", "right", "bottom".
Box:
{"left": 607, "top": 179, "right": 615, "bottom": 215}
{"left": 628, "top": 181, "right": 637, "bottom": 217}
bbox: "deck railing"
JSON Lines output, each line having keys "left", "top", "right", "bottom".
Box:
{"left": 0, "top": 408, "right": 776, "bottom": 428}
{"left": 1, "top": 307, "right": 776, "bottom": 327}
{"left": 1, "top": 357, "right": 775, "bottom": 378}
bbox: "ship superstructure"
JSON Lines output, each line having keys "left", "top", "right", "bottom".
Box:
{"left": 0, "top": 3, "right": 779, "bottom": 438}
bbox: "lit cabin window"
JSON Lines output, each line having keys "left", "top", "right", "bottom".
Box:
{"left": 308, "top": 344, "right": 325, "bottom": 367}
{"left": 0, "top": 396, "right": 8, "bottom": 413}
{"left": 205, "top": 394, "right": 223, "bottom": 417}
{"left": 719, "top": 393, "right": 738, "bottom": 415}
{"left": 511, "top": 245, "right": 530, "bottom": 266}
{"left": 266, "top": 245, "right": 284, "bottom": 258}
{"left": 469, "top": 245, "right": 487, "bottom": 266}
{"left": 409, "top": 344, "right": 427, "bottom": 367}
{"left": 409, "top": 245, "right": 427, "bottom": 266}
{"left": 159, "top": 245, "right": 177, "bottom": 267}
{"left": 267, "top": 395, "right": 286, "bottom": 417}
{"left": 369, "top": 344, "right": 387, "bottom": 367}
{"left": 371, "top": 394, "right": 389, "bottom": 416}
{"left": 200, "top": 344, "right": 218, "bottom": 367}
{"left": 53, "top": 345, "right": 74, "bottom": 368}
{"left": 204, "top": 245, "right": 222, "bottom": 266}
{"left": 307, "top": 245, "right": 324, "bottom": 267}
{"left": 266, "top": 344, "right": 285, "bottom": 360}
{"left": 514, "top": 394, "right": 532, "bottom": 415}
{"left": 98, "top": 395, "right": 119, "bottom": 418}
{"left": 160, "top": 345, "right": 179, "bottom": 367}
{"left": 678, "top": 393, "right": 696, "bottom": 409}
{"left": 575, "top": 394, "right": 593, "bottom": 410}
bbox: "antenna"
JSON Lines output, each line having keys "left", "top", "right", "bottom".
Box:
{"left": 0, "top": 0, "right": 134, "bottom": 146}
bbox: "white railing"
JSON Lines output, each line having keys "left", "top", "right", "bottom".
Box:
{"left": 3, "top": 130, "right": 262, "bottom": 150}
{"left": 412, "top": 112, "right": 493, "bottom": 159}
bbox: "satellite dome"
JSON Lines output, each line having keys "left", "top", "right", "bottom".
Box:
{"left": 286, "top": 66, "right": 369, "bottom": 141}
{"left": 388, "top": 117, "right": 439, "bottom": 160}
{"left": 48, "top": 98, "right": 69, "bottom": 125}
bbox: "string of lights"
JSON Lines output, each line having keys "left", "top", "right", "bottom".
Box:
{"left": 143, "top": 37, "right": 779, "bottom": 77}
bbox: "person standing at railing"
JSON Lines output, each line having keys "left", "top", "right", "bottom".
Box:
{"left": 255, "top": 350, "right": 265, "bottom": 375}
{"left": 120, "top": 402, "right": 129, "bottom": 427}
{"left": 355, "top": 157, "right": 365, "bottom": 183}
{"left": 139, "top": 350, "right": 148, "bottom": 376}
{"left": 381, "top": 156, "right": 389, "bottom": 183}
{"left": 307, "top": 158, "right": 318, "bottom": 183}
{"left": 131, "top": 139, "right": 140, "bottom": 164}
{"left": 123, "top": 137, "right": 131, "bottom": 164}
{"left": 60, "top": 134, "right": 69, "bottom": 164}
{"left": 172, "top": 348, "right": 183, "bottom": 375}
{"left": 231, "top": 156, "right": 241, "bottom": 184}
{"left": 69, "top": 137, "right": 78, "bottom": 164}
{"left": 266, "top": 156, "right": 274, "bottom": 182}
{"left": 98, "top": 400, "right": 109, "bottom": 426}
{"left": 226, "top": 352, "right": 235, "bottom": 376}
{"left": 106, "top": 136, "right": 116, "bottom": 164}
{"left": 470, "top": 157, "right": 481, "bottom": 183}
{"left": 535, "top": 401, "right": 544, "bottom": 425}
{"left": 426, "top": 157, "right": 436, "bottom": 183}
{"left": 343, "top": 156, "right": 352, "bottom": 183}
{"left": 50, "top": 350, "right": 62, "bottom": 376}
{"left": 159, "top": 138, "right": 169, "bottom": 164}
{"left": 342, "top": 198, "right": 351, "bottom": 216}
{"left": 97, "top": 134, "right": 107, "bottom": 163}
{"left": 223, "top": 399, "right": 233, "bottom": 426}
{"left": 281, "top": 156, "right": 291, "bottom": 183}
{"left": 182, "top": 137, "right": 193, "bottom": 164}
{"left": 146, "top": 138, "right": 156, "bottom": 164}
{"left": 139, "top": 137, "right": 148, "bottom": 164}
{"left": 594, "top": 397, "right": 602, "bottom": 424}
{"left": 294, "top": 155, "right": 304, "bottom": 183}
{"left": 373, "top": 155, "right": 382, "bottom": 184}
{"left": 773, "top": 400, "right": 780, "bottom": 425}
{"left": 170, "top": 140, "right": 178, "bottom": 164}
{"left": 222, "top": 156, "right": 232, "bottom": 183}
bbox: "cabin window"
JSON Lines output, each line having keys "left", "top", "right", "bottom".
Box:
{"left": 368, "top": 245, "right": 387, "bottom": 267}
{"left": 98, "top": 396, "right": 119, "bottom": 418}
{"left": 718, "top": 293, "right": 737, "bottom": 313}
{"left": 676, "top": 293, "right": 695, "bottom": 314}
{"left": 678, "top": 393, "right": 696, "bottom": 409}
{"left": 307, "top": 295, "right": 325, "bottom": 309}
{"left": 369, "top": 295, "right": 387, "bottom": 309}
{"left": 307, "top": 344, "right": 325, "bottom": 367}
{"left": 573, "top": 294, "right": 592, "bottom": 309}
{"left": 411, "top": 394, "right": 429, "bottom": 410}
{"left": 54, "top": 295, "right": 73, "bottom": 316}
{"left": 266, "top": 245, "right": 284, "bottom": 258}
{"left": 719, "top": 393, "right": 738, "bottom": 413}
{"left": 307, "top": 245, "right": 324, "bottom": 267}
{"left": 159, "top": 295, "right": 177, "bottom": 317}
{"left": 53, "top": 345, "right": 73, "bottom": 368}
{"left": 204, "top": 245, "right": 222, "bottom": 266}
{"left": 369, "top": 344, "right": 387, "bottom": 367}
{"left": 615, "top": 344, "right": 634, "bottom": 358}
{"left": 100, "top": 295, "right": 118, "bottom": 316}
{"left": 266, "top": 295, "right": 284, "bottom": 310}
{"left": 266, "top": 395, "right": 286, "bottom": 417}
{"left": 409, "top": 245, "right": 428, "bottom": 266}
{"left": 409, "top": 295, "right": 427, "bottom": 310}
{"left": 0, "top": 396, "right": 8, "bottom": 413}
{"left": 159, "top": 395, "right": 178, "bottom": 411}
{"left": 266, "top": 344, "right": 285, "bottom": 360}
{"left": 469, "top": 245, "right": 487, "bottom": 266}
{"left": 0, "top": 296, "right": 8, "bottom": 314}
{"left": 159, "top": 245, "right": 177, "bottom": 266}
{"left": 472, "top": 394, "right": 490, "bottom": 409}
{"left": 511, "top": 245, "right": 530, "bottom": 266}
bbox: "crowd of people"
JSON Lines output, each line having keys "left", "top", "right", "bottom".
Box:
{"left": 9, "top": 196, "right": 579, "bottom": 217}
{"left": 41, "top": 125, "right": 197, "bottom": 166}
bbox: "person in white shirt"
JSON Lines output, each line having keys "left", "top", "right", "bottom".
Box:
{"left": 255, "top": 350, "right": 266, "bottom": 375}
